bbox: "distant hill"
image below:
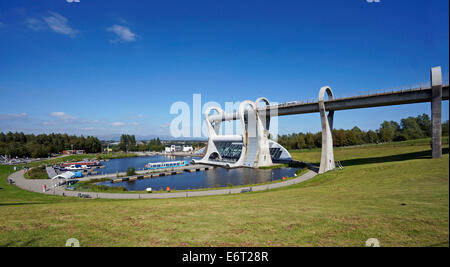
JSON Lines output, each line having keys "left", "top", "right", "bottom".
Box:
{"left": 96, "top": 134, "right": 207, "bottom": 142}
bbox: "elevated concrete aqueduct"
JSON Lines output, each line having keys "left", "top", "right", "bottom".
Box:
{"left": 194, "top": 67, "right": 449, "bottom": 173}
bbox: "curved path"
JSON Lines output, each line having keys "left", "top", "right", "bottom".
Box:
{"left": 8, "top": 169, "right": 318, "bottom": 199}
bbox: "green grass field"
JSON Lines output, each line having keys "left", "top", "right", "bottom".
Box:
{"left": 0, "top": 142, "right": 448, "bottom": 247}
{"left": 23, "top": 165, "right": 48, "bottom": 179}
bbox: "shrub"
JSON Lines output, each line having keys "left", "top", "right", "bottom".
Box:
{"left": 393, "top": 134, "right": 407, "bottom": 142}
{"left": 25, "top": 166, "right": 48, "bottom": 179}
{"left": 126, "top": 167, "right": 136, "bottom": 176}
{"left": 289, "top": 161, "right": 306, "bottom": 168}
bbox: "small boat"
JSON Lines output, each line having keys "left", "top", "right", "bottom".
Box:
{"left": 60, "top": 161, "right": 100, "bottom": 167}
{"left": 64, "top": 164, "right": 90, "bottom": 171}
{"left": 144, "top": 160, "right": 188, "bottom": 170}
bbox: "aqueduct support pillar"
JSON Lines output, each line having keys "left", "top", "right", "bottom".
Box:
{"left": 431, "top": 66, "right": 443, "bottom": 158}
{"left": 318, "top": 86, "right": 336, "bottom": 174}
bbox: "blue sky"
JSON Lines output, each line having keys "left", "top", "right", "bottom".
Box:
{"left": 0, "top": 0, "right": 448, "bottom": 139}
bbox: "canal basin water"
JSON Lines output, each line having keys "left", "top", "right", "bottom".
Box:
{"left": 96, "top": 155, "right": 298, "bottom": 191}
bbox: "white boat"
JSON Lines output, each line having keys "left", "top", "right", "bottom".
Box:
{"left": 144, "top": 160, "right": 188, "bottom": 170}
{"left": 65, "top": 164, "right": 90, "bottom": 171}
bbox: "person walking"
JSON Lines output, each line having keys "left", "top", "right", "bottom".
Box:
{"left": 42, "top": 184, "right": 46, "bottom": 193}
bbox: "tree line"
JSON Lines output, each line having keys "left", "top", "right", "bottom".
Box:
{"left": 0, "top": 132, "right": 102, "bottom": 158}
{"left": 277, "top": 114, "right": 449, "bottom": 150}
{"left": 2, "top": 114, "right": 447, "bottom": 157}
{"left": 117, "top": 134, "right": 165, "bottom": 152}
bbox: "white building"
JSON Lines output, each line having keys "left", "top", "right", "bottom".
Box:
{"left": 165, "top": 144, "right": 194, "bottom": 153}
{"left": 52, "top": 171, "right": 75, "bottom": 180}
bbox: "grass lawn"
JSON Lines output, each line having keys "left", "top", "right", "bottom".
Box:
{"left": 0, "top": 142, "right": 448, "bottom": 247}
{"left": 23, "top": 165, "right": 48, "bottom": 179}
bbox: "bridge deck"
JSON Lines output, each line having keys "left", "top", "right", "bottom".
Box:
{"left": 209, "top": 85, "right": 449, "bottom": 121}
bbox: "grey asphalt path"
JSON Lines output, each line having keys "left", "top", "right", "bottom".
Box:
{"left": 8, "top": 169, "right": 318, "bottom": 200}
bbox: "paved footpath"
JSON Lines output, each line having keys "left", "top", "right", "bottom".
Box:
{"left": 8, "top": 169, "right": 318, "bottom": 200}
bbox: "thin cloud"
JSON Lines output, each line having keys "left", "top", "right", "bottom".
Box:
{"left": 49, "top": 111, "right": 78, "bottom": 122}
{"left": 45, "top": 112, "right": 104, "bottom": 126}
{"left": 106, "top": 24, "right": 136, "bottom": 42}
{"left": 129, "top": 113, "right": 144, "bottom": 120}
{"left": 25, "top": 18, "right": 46, "bottom": 31}
{"left": 80, "top": 127, "right": 106, "bottom": 131}
{"left": 0, "top": 113, "right": 28, "bottom": 119}
{"left": 50, "top": 112, "right": 66, "bottom": 117}
{"left": 117, "top": 18, "right": 130, "bottom": 25}
{"left": 26, "top": 12, "right": 79, "bottom": 37}
{"left": 42, "top": 121, "right": 56, "bottom": 126}
{"left": 111, "top": 122, "right": 126, "bottom": 127}
{"left": 44, "top": 12, "right": 78, "bottom": 37}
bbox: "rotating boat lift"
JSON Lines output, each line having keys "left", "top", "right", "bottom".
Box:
{"left": 194, "top": 90, "right": 337, "bottom": 173}
{"left": 193, "top": 97, "right": 279, "bottom": 169}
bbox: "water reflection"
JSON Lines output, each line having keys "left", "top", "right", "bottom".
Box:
{"left": 98, "top": 163, "right": 297, "bottom": 191}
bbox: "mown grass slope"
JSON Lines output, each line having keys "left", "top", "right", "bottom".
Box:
{"left": 0, "top": 143, "right": 448, "bottom": 247}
